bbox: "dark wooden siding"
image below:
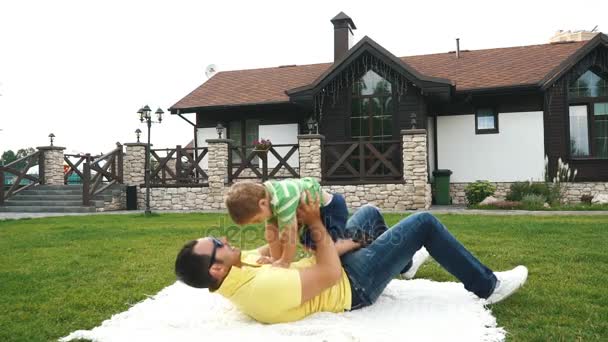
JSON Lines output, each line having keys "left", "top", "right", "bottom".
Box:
{"left": 321, "top": 84, "right": 427, "bottom": 141}
{"left": 544, "top": 82, "right": 608, "bottom": 181}
{"left": 432, "top": 92, "right": 543, "bottom": 116}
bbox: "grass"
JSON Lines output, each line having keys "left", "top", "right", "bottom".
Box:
{"left": 470, "top": 202, "right": 608, "bottom": 211}
{"left": 1, "top": 213, "right": 607, "bottom": 341}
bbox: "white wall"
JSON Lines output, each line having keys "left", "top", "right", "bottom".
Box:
{"left": 195, "top": 127, "right": 215, "bottom": 169}
{"left": 259, "top": 123, "right": 299, "bottom": 168}
{"left": 427, "top": 117, "right": 436, "bottom": 181}
{"left": 436, "top": 111, "right": 545, "bottom": 182}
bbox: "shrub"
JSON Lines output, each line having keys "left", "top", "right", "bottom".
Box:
{"left": 506, "top": 182, "right": 551, "bottom": 202}
{"left": 521, "top": 194, "right": 546, "bottom": 208}
{"left": 465, "top": 180, "right": 496, "bottom": 205}
{"left": 580, "top": 194, "right": 594, "bottom": 204}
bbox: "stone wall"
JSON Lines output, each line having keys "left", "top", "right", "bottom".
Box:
{"left": 450, "top": 181, "right": 608, "bottom": 205}
{"left": 37, "top": 146, "right": 66, "bottom": 185}
{"left": 298, "top": 135, "right": 323, "bottom": 181}
{"left": 99, "top": 187, "right": 126, "bottom": 211}
{"left": 139, "top": 186, "right": 211, "bottom": 210}
{"left": 562, "top": 182, "right": 608, "bottom": 204}
{"left": 326, "top": 183, "right": 414, "bottom": 211}
{"left": 450, "top": 182, "right": 515, "bottom": 205}
{"left": 124, "top": 143, "right": 146, "bottom": 186}
{"left": 402, "top": 130, "right": 431, "bottom": 210}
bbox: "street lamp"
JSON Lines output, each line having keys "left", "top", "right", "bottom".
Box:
{"left": 49, "top": 133, "right": 55, "bottom": 146}
{"left": 307, "top": 117, "right": 318, "bottom": 134}
{"left": 138, "top": 105, "right": 164, "bottom": 215}
{"left": 135, "top": 128, "right": 142, "bottom": 143}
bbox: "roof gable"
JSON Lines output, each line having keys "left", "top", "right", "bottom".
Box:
{"left": 287, "top": 36, "right": 452, "bottom": 100}
{"left": 170, "top": 35, "right": 605, "bottom": 112}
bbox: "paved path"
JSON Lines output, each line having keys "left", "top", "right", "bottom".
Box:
{"left": 1, "top": 206, "right": 607, "bottom": 221}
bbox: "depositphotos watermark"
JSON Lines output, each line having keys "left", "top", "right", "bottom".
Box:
{"left": 195, "top": 215, "right": 413, "bottom": 249}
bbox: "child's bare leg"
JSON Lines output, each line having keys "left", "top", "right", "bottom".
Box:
{"left": 274, "top": 221, "right": 298, "bottom": 267}
{"left": 265, "top": 222, "right": 282, "bottom": 261}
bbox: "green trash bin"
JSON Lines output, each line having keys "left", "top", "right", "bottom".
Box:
{"left": 433, "top": 169, "right": 453, "bottom": 205}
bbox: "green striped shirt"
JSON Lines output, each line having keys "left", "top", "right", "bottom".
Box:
{"left": 263, "top": 177, "right": 324, "bottom": 227}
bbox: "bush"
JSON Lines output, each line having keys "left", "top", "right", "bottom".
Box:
{"left": 506, "top": 182, "right": 551, "bottom": 202}
{"left": 521, "top": 194, "right": 546, "bottom": 208}
{"left": 580, "top": 194, "right": 594, "bottom": 204}
{"left": 465, "top": 180, "right": 496, "bottom": 205}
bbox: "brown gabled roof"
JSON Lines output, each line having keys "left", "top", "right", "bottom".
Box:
{"left": 171, "top": 40, "right": 589, "bottom": 111}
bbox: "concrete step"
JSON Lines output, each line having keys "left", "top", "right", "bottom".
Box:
{"left": 36, "top": 185, "right": 83, "bottom": 190}
{"left": 0, "top": 206, "right": 96, "bottom": 213}
{"left": 3, "top": 200, "right": 105, "bottom": 207}
{"left": 9, "top": 194, "right": 83, "bottom": 201}
{"left": 18, "top": 189, "right": 85, "bottom": 195}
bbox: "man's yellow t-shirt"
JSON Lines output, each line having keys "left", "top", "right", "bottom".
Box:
{"left": 214, "top": 250, "right": 352, "bottom": 324}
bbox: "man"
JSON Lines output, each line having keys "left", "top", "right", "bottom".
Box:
{"left": 175, "top": 192, "right": 528, "bottom": 323}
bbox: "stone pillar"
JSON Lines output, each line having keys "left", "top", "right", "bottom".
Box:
{"left": 37, "top": 146, "right": 66, "bottom": 185}
{"left": 123, "top": 143, "right": 147, "bottom": 186}
{"left": 401, "top": 129, "right": 431, "bottom": 210}
{"left": 297, "top": 134, "right": 324, "bottom": 181}
{"left": 206, "top": 139, "right": 232, "bottom": 209}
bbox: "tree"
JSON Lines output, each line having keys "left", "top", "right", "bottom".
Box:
{"left": 1, "top": 147, "right": 35, "bottom": 168}
{"left": 1, "top": 150, "right": 16, "bottom": 165}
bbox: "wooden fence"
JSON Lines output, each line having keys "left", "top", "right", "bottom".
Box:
{"left": 148, "top": 145, "right": 209, "bottom": 186}
{"left": 82, "top": 143, "right": 123, "bottom": 205}
{"left": 322, "top": 139, "right": 402, "bottom": 183}
{"left": 228, "top": 144, "right": 299, "bottom": 182}
{"left": 0, "top": 151, "right": 42, "bottom": 205}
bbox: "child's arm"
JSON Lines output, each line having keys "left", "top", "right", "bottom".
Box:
{"left": 273, "top": 219, "right": 298, "bottom": 268}
{"left": 265, "top": 219, "right": 282, "bottom": 262}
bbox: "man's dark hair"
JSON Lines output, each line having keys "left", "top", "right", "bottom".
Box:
{"left": 175, "top": 239, "right": 219, "bottom": 290}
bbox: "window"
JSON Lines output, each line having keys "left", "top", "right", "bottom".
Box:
{"left": 228, "top": 120, "right": 259, "bottom": 163}
{"left": 350, "top": 70, "right": 393, "bottom": 140}
{"left": 568, "top": 69, "right": 608, "bottom": 158}
{"left": 475, "top": 108, "right": 498, "bottom": 134}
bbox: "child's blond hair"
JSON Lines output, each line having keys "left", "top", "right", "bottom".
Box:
{"left": 225, "top": 182, "right": 267, "bottom": 224}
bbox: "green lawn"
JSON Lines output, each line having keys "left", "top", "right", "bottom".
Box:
{"left": 1, "top": 213, "right": 607, "bottom": 341}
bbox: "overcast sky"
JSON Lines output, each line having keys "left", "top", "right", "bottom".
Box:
{"left": 1, "top": 0, "right": 606, "bottom": 155}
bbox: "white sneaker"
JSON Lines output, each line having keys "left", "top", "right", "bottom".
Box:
{"left": 485, "top": 265, "right": 528, "bottom": 304}
{"left": 402, "top": 247, "right": 430, "bottom": 280}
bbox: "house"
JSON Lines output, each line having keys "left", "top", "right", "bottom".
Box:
{"left": 169, "top": 12, "right": 608, "bottom": 204}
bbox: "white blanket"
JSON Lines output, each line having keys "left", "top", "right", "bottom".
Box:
{"left": 60, "top": 279, "right": 505, "bottom": 342}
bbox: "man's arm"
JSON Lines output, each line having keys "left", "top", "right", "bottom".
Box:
{"left": 297, "top": 191, "right": 342, "bottom": 304}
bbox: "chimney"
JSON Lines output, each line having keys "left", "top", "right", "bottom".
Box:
{"left": 331, "top": 12, "right": 357, "bottom": 61}
{"left": 456, "top": 38, "right": 460, "bottom": 59}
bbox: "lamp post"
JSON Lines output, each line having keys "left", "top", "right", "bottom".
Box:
{"left": 138, "top": 105, "right": 163, "bottom": 215}
{"left": 307, "top": 117, "right": 318, "bottom": 134}
{"left": 216, "top": 123, "right": 224, "bottom": 139}
{"left": 49, "top": 133, "right": 55, "bottom": 146}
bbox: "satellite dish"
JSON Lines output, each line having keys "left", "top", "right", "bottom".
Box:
{"left": 205, "top": 64, "right": 218, "bottom": 79}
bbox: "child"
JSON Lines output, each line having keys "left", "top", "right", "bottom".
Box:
{"left": 225, "top": 177, "right": 348, "bottom": 267}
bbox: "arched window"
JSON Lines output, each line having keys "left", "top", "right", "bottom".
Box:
{"left": 350, "top": 70, "right": 393, "bottom": 140}
{"left": 568, "top": 69, "right": 608, "bottom": 158}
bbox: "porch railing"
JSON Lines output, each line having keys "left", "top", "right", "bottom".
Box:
{"left": 228, "top": 144, "right": 299, "bottom": 182}
{"left": 64, "top": 153, "right": 100, "bottom": 185}
{"left": 0, "top": 151, "right": 42, "bottom": 205}
{"left": 82, "top": 143, "right": 123, "bottom": 205}
{"left": 322, "top": 139, "right": 403, "bottom": 183}
{"left": 149, "top": 145, "right": 209, "bottom": 186}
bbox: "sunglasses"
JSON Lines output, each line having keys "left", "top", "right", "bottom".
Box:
{"left": 208, "top": 237, "right": 224, "bottom": 268}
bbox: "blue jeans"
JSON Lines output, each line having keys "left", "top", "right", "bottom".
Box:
{"left": 340, "top": 205, "right": 497, "bottom": 309}
{"left": 300, "top": 194, "right": 349, "bottom": 249}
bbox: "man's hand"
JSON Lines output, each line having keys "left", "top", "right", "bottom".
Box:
{"left": 297, "top": 190, "right": 321, "bottom": 226}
